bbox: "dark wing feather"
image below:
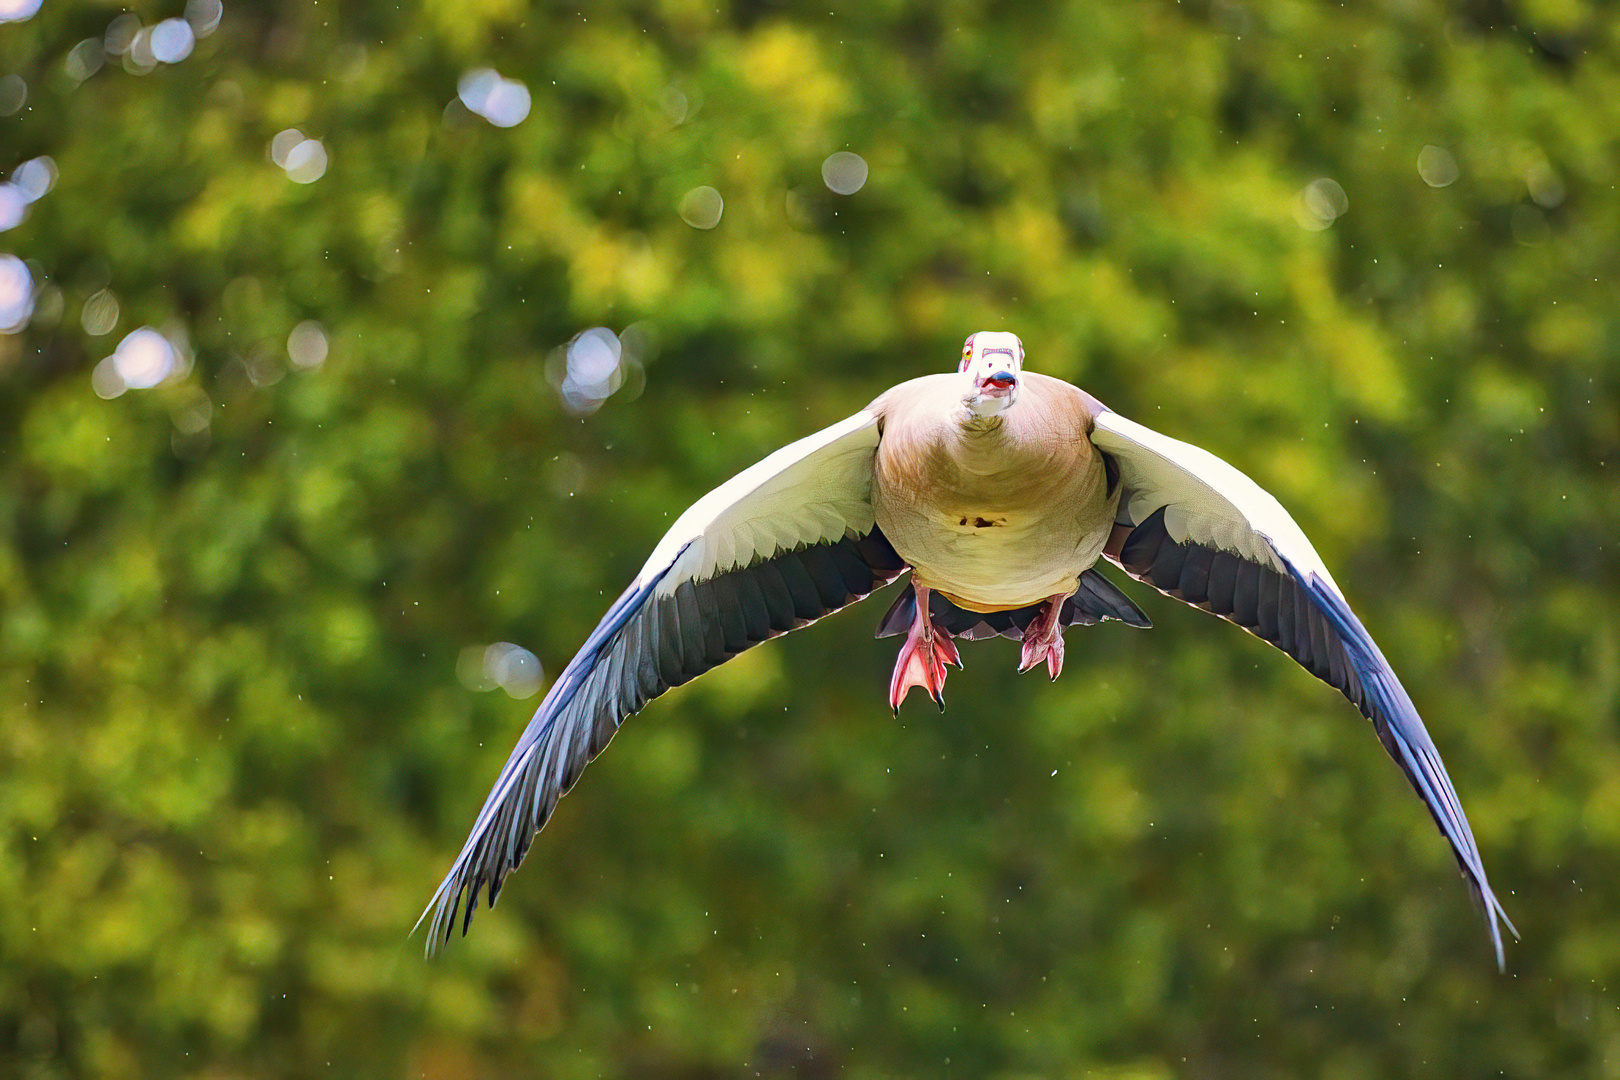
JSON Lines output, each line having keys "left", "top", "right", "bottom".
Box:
{"left": 422, "top": 529, "right": 905, "bottom": 950}
{"left": 1092, "top": 409, "right": 1514, "bottom": 968}
{"left": 874, "top": 567, "right": 1150, "bottom": 642}
{"left": 421, "top": 409, "right": 899, "bottom": 950}
{"left": 1116, "top": 508, "right": 1368, "bottom": 710}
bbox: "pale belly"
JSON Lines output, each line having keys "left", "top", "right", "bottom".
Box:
{"left": 873, "top": 480, "right": 1118, "bottom": 611}
{"left": 868, "top": 374, "right": 1119, "bottom": 612}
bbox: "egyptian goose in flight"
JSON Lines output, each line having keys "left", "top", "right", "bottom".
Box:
{"left": 422, "top": 331, "right": 1514, "bottom": 966}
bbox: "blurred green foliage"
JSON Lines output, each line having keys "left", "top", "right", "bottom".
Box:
{"left": 2, "top": 0, "right": 1617, "bottom": 1076}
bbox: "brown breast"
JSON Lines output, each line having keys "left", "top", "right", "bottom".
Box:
{"left": 869, "top": 373, "right": 1118, "bottom": 609}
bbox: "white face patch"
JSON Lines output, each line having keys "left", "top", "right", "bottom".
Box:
{"left": 959, "top": 331, "right": 1024, "bottom": 415}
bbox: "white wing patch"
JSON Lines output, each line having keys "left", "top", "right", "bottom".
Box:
{"left": 637, "top": 409, "right": 883, "bottom": 596}
{"left": 1090, "top": 409, "right": 1337, "bottom": 589}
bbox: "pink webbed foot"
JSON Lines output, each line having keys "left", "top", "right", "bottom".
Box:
{"left": 1018, "top": 592, "right": 1071, "bottom": 681}
{"left": 888, "top": 583, "right": 961, "bottom": 713}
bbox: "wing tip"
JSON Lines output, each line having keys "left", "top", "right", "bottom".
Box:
{"left": 1283, "top": 566, "right": 1516, "bottom": 972}
{"left": 415, "top": 871, "right": 505, "bottom": 958}
{"left": 1475, "top": 877, "right": 1519, "bottom": 973}
{"left": 414, "top": 873, "right": 466, "bottom": 958}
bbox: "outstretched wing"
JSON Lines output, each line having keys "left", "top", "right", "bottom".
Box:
{"left": 421, "top": 409, "right": 905, "bottom": 950}
{"left": 1089, "top": 407, "right": 1515, "bottom": 968}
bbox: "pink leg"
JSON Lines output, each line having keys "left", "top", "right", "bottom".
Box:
{"left": 888, "top": 582, "right": 961, "bottom": 713}
{"left": 1018, "top": 593, "right": 1071, "bottom": 681}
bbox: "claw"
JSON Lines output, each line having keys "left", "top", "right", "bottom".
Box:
{"left": 889, "top": 582, "right": 959, "bottom": 713}
{"left": 1018, "top": 632, "right": 1065, "bottom": 680}
{"left": 889, "top": 636, "right": 948, "bottom": 712}
{"left": 1017, "top": 592, "right": 1071, "bottom": 681}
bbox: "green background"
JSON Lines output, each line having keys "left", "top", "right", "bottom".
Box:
{"left": 3, "top": 1, "right": 1617, "bottom": 1076}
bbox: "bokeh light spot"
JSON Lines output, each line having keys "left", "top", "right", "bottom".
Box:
{"left": 0, "top": 0, "right": 42, "bottom": 24}
{"left": 554, "top": 327, "right": 626, "bottom": 415}
{"left": 287, "top": 320, "right": 329, "bottom": 369}
{"left": 455, "top": 646, "right": 496, "bottom": 692}
{"left": 82, "top": 289, "right": 120, "bottom": 336}
{"left": 457, "top": 69, "right": 498, "bottom": 111}
{"left": 282, "top": 139, "right": 328, "bottom": 184}
{"left": 490, "top": 643, "right": 543, "bottom": 699}
{"left": 1526, "top": 163, "right": 1565, "bottom": 209}
{"left": 1294, "top": 177, "right": 1348, "bottom": 231}
{"left": 458, "top": 68, "right": 531, "bottom": 128}
{"left": 150, "top": 18, "right": 196, "bottom": 64}
{"left": 127, "top": 26, "right": 159, "bottom": 74}
{"left": 0, "top": 254, "right": 32, "bottom": 332}
{"left": 0, "top": 74, "right": 24, "bottom": 115}
{"left": 12, "top": 156, "right": 57, "bottom": 202}
{"left": 91, "top": 357, "right": 126, "bottom": 399}
{"left": 270, "top": 129, "right": 304, "bottom": 168}
{"left": 170, "top": 389, "right": 213, "bottom": 435}
{"left": 111, "top": 327, "right": 177, "bottom": 389}
{"left": 678, "top": 186, "right": 723, "bottom": 229}
{"left": 105, "top": 13, "right": 141, "bottom": 55}
{"left": 1511, "top": 204, "right": 1550, "bottom": 246}
{"left": 0, "top": 156, "right": 54, "bottom": 232}
{"left": 457, "top": 643, "right": 544, "bottom": 698}
{"left": 184, "top": 0, "right": 223, "bottom": 37}
{"left": 618, "top": 320, "right": 659, "bottom": 366}
{"left": 0, "top": 185, "right": 24, "bottom": 231}
{"left": 1417, "top": 145, "right": 1459, "bottom": 188}
{"left": 481, "top": 80, "right": 530, "bottom": 128}
{"left": 241, "top": 350, "right": 284, "bottom": 388}
{"left": 65, "top": 40, "right": 105, "bottom": 84}
{"left": 822, "top": 151, "right": 869, "bottom": 195}
{"left": 659, "top": 85, "right": 689, "bottom": 125}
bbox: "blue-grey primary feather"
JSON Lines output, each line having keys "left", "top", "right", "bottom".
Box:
{"left": 418, "top": 530, "right": 906, "bottom": 951}
{"left": 1114, "top": 504, "right": 1516, "bottom": 969}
